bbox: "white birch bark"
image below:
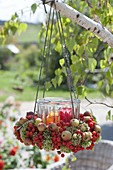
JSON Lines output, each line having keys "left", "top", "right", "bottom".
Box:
{"left": 35, "top": 0, "right": 113, "bottom": 48}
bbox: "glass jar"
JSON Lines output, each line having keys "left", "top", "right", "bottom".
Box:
{"left": 37, "top": 97, "right": 80, "bottom": 124}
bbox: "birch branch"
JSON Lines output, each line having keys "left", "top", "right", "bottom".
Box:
{"left": 35, "top": 0, "right": 113, "bottom": 48}
{"left": 85, "top": 97, "right": 113, "bottom": 108}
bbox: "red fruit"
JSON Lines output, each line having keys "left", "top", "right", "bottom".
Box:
{"left": 58, "top": 142, "right": 61, "bottom": 146}
{"left": 83, "top": 116, "right": 91, "bottom": 122}
{"left": 94, "top": 124, "right": 102, "bottom": 133}
{"left": 0, "top": 155, "right": 2, "bottom": 159}
{"left": 9, "top": 147, "right": 18, "bottom": 156}
{"left": 26, "top": 131, "right": 30, "bottom": 136}
{"left": 88, "top": 122, "right": 94, "bottom": 129}
{"left": 61, "top": 153, "right": 65, "bottom": 157}
{"left": 32, "top": 128, "right": 36, "bottom": 133}
{"left": 92, "top": 131, "right": 96, "bottom": 135}
{"left": 0, "top": 159, "right": 5, "bottom": 169}
{"left": 61, "top": 131, "right": 72, "bottom": 141}
{"left": 59, "top": 128, "right": 63, "bottom": 133}
{"left": 76, "top": 129, "right": 82, "bottom": 135}
{"left": 86, "top": 142, "right": 94, "bottom": 150}
{"left": 28, "top": 122, "right": 33, "bottom": 128}
{"left": 29, "top": 132, "right": 33, "bottom": 137}
{"left": 88, "top": 117, "right": 94, "bottom": 123}
{"left": 57, "top": 122, "right": 61, "bottom": 126}
{"left": 80, "top": 113, "right": 83, "bottom": 118}
{"left": 53, "top": 155, "right": 60, "bottom": 162}
{"left": 70, "top": 119, "right": 79, "bottom": 127}
{"left": 84, "top": 111, "right": 91, "bottom": 116}
{"left": 57, "top": 151, "right": 61, "bottom": 155}
{"left": 66, "top": 122, "right": 70, "bottom": 126}
{"left": 57, "top": 138, "right": 61, "bottom": 142}
{"left": 37, "top": 123, "right": 46, "bottom": 132}
{"left": 19, "top": 117, "right": 28, "bottom": 125}
{"left": 49, "top": 123, "right": 58, "bottom": 131}
{"left": 26, "top": 111, "right": 34, "bottom": 116}
{"left": 62, "top": 141, "right": 66, "bottom": 146}
{"left": 24, "top": 137, "right": 32, "bottom": 145}
{"left": 26, "top": 115, "right": 33, "bottom": 120}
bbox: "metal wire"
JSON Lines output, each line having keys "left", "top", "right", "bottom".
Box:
{"left": 54, "top": 8, "right": 76, "bottom": 115}
{"left": 33, "top": 3, "right": 53, "bottom": 114}
{"left": 34, "top": 0, "right": 77, "bottom": 117}
{"left": 43, "top": 9, "right": 55, "bottom": 98}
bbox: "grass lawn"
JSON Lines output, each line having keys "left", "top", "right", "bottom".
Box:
{"left": 0, "top": 71, "right": 103, "bottom": 102}
{"left": 17, "top": 24, "right": 41, "bottom": 43}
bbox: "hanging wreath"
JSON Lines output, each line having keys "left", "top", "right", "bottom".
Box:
{"left": 13, "top": 1, "right": 101, "bottom": 157}
{"left": 14, "top": 99, "right": 101, "bottom": 157}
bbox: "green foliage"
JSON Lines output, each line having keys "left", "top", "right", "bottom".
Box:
{"left": 0, "top": 13, "right": 27, "bottom": 43}
{"left": 31, "top": 3, "right": 38, "bottom": 14}
{"left": 106, "top": 110, "right": 113, "bottom": 121}
{"left": 1, "top": 0, "right": 113, "bottom": 98}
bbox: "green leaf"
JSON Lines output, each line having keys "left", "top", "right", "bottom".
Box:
{"left": 58, "top": 75, "right": 63, "bottom": 86}
{"left": 71, "top": 156, "right": 77, "bottom": 162}
{"left": 55, "top": 68, "right": 61, "bottom": 76}
{"left": 45, "top": 81, "right": 51, "bottom": 91}
{"left": 59, "top": 58, "right": 64, "bottom": 67}
{"left": 51, "top": 78, "right": 57, "bottom": 88}
{"left": 106, "top": 83, "right": 110, "bottom": 94}
{"left": 62, "top": 166, "right": 70, "bottom": 170}
{"left": 55, "top": 41, "right": 62, "bottom": 54}
{"left": 76, "top": 86, "right": 86, "bottom": 96}
{"left": 100, "top": 60, "right": 107, "bottom": 68}
{"left": 88, "top": 58, "right": 97, "bottom": 72}
{"left": 106, "top": 110, "right": 111, "bottom": 120}
{"left": 19, "top": 23, "right": 27, "bottom": 31}
{"left": 11, "top": 13, "right": 18, "bottom": 20}
{"left": 66, "top": 39, "right": 75, "bottom": 52}
{"left": 31, "top": 3, "right": 38, "bottom": 13}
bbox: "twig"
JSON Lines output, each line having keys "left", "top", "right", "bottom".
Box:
{"left": 85, "top": 96, "right": 113, "bottom": 108}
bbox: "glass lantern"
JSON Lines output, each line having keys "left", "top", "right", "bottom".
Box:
{"left": 37, "top": 97, "right": 80, "bottom": 124}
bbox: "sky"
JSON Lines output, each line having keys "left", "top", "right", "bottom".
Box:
{"left": 0, "top": 0, "right": 46, "bottom": 23}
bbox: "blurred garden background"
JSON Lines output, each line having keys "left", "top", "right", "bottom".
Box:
{"left": 0, "top": 0, "right": 113, "bottom": 169}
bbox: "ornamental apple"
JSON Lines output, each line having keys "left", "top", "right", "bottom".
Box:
{"left": 37, "top": 123, "right": 46, "bottom": 132}
{"left": 83, "top": 116, "right": 91, "bottom": 122}
{"left": 35, "top": 118, "right": 42, "bottom": 126}
{"left": 24, "top": 137, "right": 32, "bottom": 145}
{"left": 84, "top": 111, "right": 92, "bottom": 117}
{"left": 94, "top": 124, "right": 102, "bottom": 133}
{"left": 61, "top": 131, "right": 72, "bottom": 141}
{"left": 70, "top": 119, "right": 79, "bottom": 127}
{"left": 48, "top": 123, "right": 58, "bottom": 131}
{"left": 19, "top": 117, "right": 28, "bottom": 125}
{"left": 82, "top": 132, "right": 92, "bottom": 141}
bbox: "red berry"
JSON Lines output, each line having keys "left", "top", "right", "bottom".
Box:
{"left": 61, "top": 153, "right": 65, "bottom": 157}
{"left": 28, "top": 123, "right": 33, "bottom": 128}
{"left": 76, "top": 129, "right": 82, "bottom": 134}
{"left": 32, "top": 128, "right": 35, "bottom": 132}
{"left": 57, "top": 151, "right": 61, "bottom": 155}
{"left": 57, "top": 122, "right": 61, "bottom": 126}
{"left": 29, "top": 132, "right": 33, "bottom": 137}
{"left": 88, "top": 122, "right": 94, "bottom": 128}
{"left": 26, "top": 131, "right": 30, "bottom": 136}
